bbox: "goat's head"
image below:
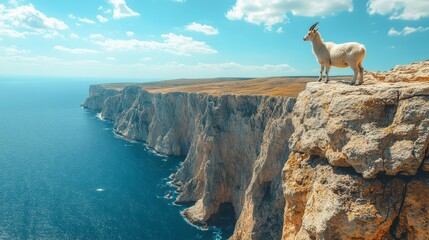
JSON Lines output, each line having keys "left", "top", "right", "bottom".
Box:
{"left": 303, "top": 22, "right": 319, "bottom": 41}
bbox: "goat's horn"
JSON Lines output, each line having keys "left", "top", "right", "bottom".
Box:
{"left": 309, "top": 22, "right": 319, "bottom": 31}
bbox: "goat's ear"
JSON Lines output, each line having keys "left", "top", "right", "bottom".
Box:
{"left": 314, "top": 27, "right": 319, "bottom": 32}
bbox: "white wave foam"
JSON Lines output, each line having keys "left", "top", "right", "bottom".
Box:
{"left": 95, "top": 188, "right": 105, "bottom": 192}
{"left": 96, "top": 113, "right": 106, "bottom": 121}
{"left": 212, "top": 227, "right": 222, "bottom": 240}
{"left": 148, "top": 148, "right": 168, "bottom": 158}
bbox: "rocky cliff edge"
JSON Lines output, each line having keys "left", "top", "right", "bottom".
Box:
{"left": 82, "top": 60, "right": 429, "bottom": 239}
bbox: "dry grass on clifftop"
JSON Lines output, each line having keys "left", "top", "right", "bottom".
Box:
{"left": 100, "top": 60, "right": 429, "bottom": 98}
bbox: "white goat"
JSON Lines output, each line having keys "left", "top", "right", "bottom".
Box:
{"left": 303, "top": 22, "right": 366, "bottom": 85}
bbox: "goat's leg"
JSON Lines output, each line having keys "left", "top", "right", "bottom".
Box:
{"left": 350, "top": 66, "right": 358, "bottom": 85}
{"left": 324, "top": 64, "right": 330, "bottom": 83}
{"left": 357, "top": 63, "right": 364, "bottom": 85}
{"left": 318, "top": 64, "right": 324, "bottom": 82}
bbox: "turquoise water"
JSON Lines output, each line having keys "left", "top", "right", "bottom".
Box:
{"left": 0, "top": 79, "right": 232, "bottom": 239}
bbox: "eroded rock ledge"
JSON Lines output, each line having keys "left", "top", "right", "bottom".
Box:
{"left": 290, "top": 81, "right": 429, "bottom": 178}
{"left": 82, "top": 61, "right": 429, "bottom": 240}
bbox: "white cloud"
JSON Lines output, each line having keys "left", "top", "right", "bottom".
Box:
{"left": 276, "top": 27, "right": 284, "bottom": 33}
{"left": 174, "top": 0, "right": 186, "bottom": 3}
{"left": 98, "top": 6, "right": 103, "bottom": 10}
{"left": 89, "top": 33, "right": 105, "bottom": 39}
{"left": 43, "top": 31, "right": 62, "bottom": 39}
{"left": 93, "top": 33, "right": 217, "bottom": 56}
{"left": 70, "top": 33, "right": 79, "bottom": 39}
{"left": 0, "top": 22, "right": 27, "bottom": 38}
{"left": 0, "top": 55, "right": 61, "bottom": 63}
{"left": 1, "top": 4, "right": 68, "bottom": 30}
{"left": 0, "top": 55, "right": 295, "bottom": 78}
{"left": 141, "top": 57, "right": 152, "bottom": 61}
{"left": 190, "top": 62, "right": 295, "bottom": 75}
{"left": 126, "top": 31, "right": 134, "bottom": 37}
{"left": 8, "top": 0, "right": 23, "bottom": 7}
{"left": 106, "top": 57, "right": 116, "bottom": 61}
{"left": 388, "top": 26, "right": 429, "bottom": 36}
{"left": 78, "top": 17, "right": 96, "bottom": 24}
{"left": 226, "top": 0, "right": 353, "bottom": 30}
{"left": 96, "top": 15, "right": 108, "bottom": 23}
{"left": 0, "top": 4, "right": 67, "bottom": 38}
{"left": 367, "top": 0, "right": 429, "bottom": 20}
{"left": 70, "top": 14, "right": 97, "bottom": 24}
{"left": 185, "top": 22, "right": 219, "bottom": 35}
{"left": 109, "top": 0, "right": 140, "bottom": 19}
{"left": 1, "top": 45, "right": 29, "bottom": 55}
{"left": 54, "top": 45, "right": 99, "bottom": 54}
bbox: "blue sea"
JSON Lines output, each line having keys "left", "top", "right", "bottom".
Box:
{"left": 0, "top": 78, "right": 233, "bottom": 239}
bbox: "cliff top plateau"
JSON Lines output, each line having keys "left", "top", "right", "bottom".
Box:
{"left": 99, "top": 60, "right": 428, "bottom": 98}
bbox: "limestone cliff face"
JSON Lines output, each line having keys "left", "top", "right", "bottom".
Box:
{"left": 289, "top": 81, "right": 429, "bottom": 178}
{"left": 81, "top": 85, "right": 121, "bottom": 111}
{"left": 82, "top": 60, "right": 429, "bottom": 240}
{"left": 283, "top": 66, "right": 429, "bottom": 239}
{"left": 282, "top": 152, "right": 406, "bottom": 240}
{"left": 83, "top": 85, "right": 295, "bottom": 239}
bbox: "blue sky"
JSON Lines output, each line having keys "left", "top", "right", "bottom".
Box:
{"left": 0, "top": 0, "right": 428, "bottom": 79}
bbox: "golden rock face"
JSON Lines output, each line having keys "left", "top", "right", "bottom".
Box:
{"left": 282, "top": 153, "right": 408, "bottom": 240}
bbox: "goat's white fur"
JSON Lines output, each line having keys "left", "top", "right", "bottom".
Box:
{"left": 304, "top": 23, "right": 366, "bottom": 85}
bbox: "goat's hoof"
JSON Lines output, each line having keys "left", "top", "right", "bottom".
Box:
{"left": 350, "top": 82, "right": 355, "bottom": 85}
{"left": 317, "top": 79, "right": 322, "bottom": 82}
{"left": 324, "top": 81, "right": 329, "bottom": 84}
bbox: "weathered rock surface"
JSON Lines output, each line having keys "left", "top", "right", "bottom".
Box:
{"left": 290, "top": 81, "right": 429, "bottom": 178}
{"left": 394, "top": 177, "right": 429, "bottom": 239}
{"left": 282, "top": 152, "right": 406, "bottom": 240}
{"left": 365, "top": 60, "right": 429, "bottom": 83}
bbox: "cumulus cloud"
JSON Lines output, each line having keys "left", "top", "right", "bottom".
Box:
{"left": 1, "top": 4, "right": 68, "bottom": 30}
{"left": 96, "top": 15, "right": 108, "bottom": 23}
{"left": 388, "top": 26, "right": 429, "bottom": 36}
{"left": 54, "top": 45, "right": 99, "bottom": 54}
{"left": 93, "top": 33, "right": 217, "bottom": 56}
{"left": 126, "top": 31, "right": 134, "bottom": 37}
{"left": 0, "top": 4, "right": 67, "bottom": 38}
{"left": 185, "top": 22, "right": 219, "bottom": 35}
{"left": 226, "top": 0, "right": 353, "bottom": 30}
{"left": 109, "top": 0, "right": 140, "bottom": 19}
{"left": 367, "top": 0, "right": 429, "bottom": 20}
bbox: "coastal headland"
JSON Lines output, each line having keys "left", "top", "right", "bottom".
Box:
{"left": 83, "top": 60, "right": 429, "bottom": 239}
